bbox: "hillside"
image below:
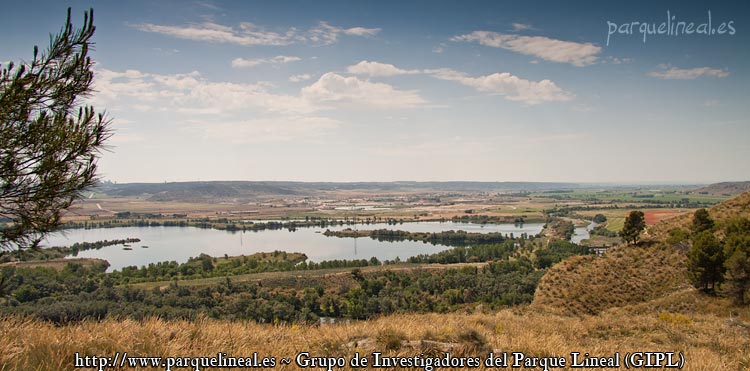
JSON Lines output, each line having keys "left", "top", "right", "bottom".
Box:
{"left": 701, "top": 190, "right": 750, "bottom": 221}
{"left": 649, "top": 191, "right": 750, "bottom": 239}
{"left": 694, "top": 181, "right": 750, "bottom": 196}
{"left": 532, "top": 245, "right": 689, "bottom": 315}
{"left": 533, "top": 192, "right": 750, "bottom": 316}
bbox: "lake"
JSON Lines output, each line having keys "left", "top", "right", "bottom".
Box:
{"left": 43, "top": 222, "right": 544, "bottom": 271}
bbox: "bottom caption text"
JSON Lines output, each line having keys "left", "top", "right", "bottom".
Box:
{"left": 74, "top": 351, "right": 685, "bottom": 370}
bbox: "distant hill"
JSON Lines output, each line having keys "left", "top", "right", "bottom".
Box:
{"left": 94, "top": 181, "right": 586, "bottom": 202}
{"left": 694, "top": 181, "right": 750, "bottom": 196}
{"left": 99, "top": 181, "right": 298, "bottom": 202}
{"left": 533, "top": 191, "right": 750, "bottom": 316}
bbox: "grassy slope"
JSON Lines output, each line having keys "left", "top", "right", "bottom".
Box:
{"left": 649, "top": 191, "right": 750, "bottom": 239}
{"left": 532, "top": 245, "right": 689, "bottom": 316}
{"left": 534, "top": 192, "right": 750, "bottom": 317}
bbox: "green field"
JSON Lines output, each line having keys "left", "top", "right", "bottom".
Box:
{"left": 575, "top": 209, "right": 626, "bottom": 232}
{"left": 531, "top": 189, "right": 728, "bottom": 204}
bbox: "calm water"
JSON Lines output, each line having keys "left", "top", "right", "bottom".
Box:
{"left": 43, "top": 222, "right": 543, "bottom": 271}
{"left": 571, "top": 222, "right": 596, "bottom": 244}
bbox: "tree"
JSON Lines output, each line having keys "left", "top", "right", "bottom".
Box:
{"left": 593, "top": 214, "right": 607, "bottom": 224}
{"left": 688, "top": 231, "right": 725, "bottom": 292}
{"left": 619, "top": 211, "right": 645, "bottom": 245}
{"left": 665, "top": 228, "right": 690, "bottom": 246}
{"left": 724, "top": 235, "right": 750, "bottom": 304}
{"left": 691, "top": 208, "right": 714, "bottom": 234}
{"left": 0, "top": 8, "right": 110, "bottom": 252}
{"left": 722, "top": 218, "right": 750, "bottom": 304}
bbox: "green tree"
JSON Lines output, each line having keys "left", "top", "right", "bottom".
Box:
{"left": 665, "top": 228, "right": 690, "bottom": 245}
{"left": 688, "top": 231, "right": 725, "bottom": 292}
{"left": 0, "top": 8, "right": 110, "bottom": 252}
{"left": 724, "top": 237, "right": 750, "bottom": 304}
{"left": 619, "top": 211, "right": 645, "bottom": 245}
{"left": 722, "top": 218, "right": 750, "bottom": 304}
{"left": 691, "top": 208, "right": 714, "bottom": 234}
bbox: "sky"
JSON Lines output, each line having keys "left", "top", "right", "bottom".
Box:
{"left": 1, "top": 0, "right": 748, "bottom": 184}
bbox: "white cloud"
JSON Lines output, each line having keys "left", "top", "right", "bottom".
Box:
{"left": 511, "top": 23, "right": 533, "bottom": 32}
{"left": 92, "top": 69, "right": 157, "bottom": 103}
{"left": 153, "top": 47, "right": 180, "bottom": 55}
{"left": 451, "top": 31, "right": 601, "bottom": 66}
{"left": 231, "top": 55, "right": 301, "bottom": 68}
{"left": 346, "top": 60, "right": 420, "bottom": 77}
{"left": 92, "top": 68, "right": 315, "bottom": 114}
{"left": 605, "top": 56, "right": 633, "bottom": 65}
{"left": 308, "top": 21, "right": 380, "bottom": 45}
{"left": 231, "top": 58, "right": 263, "bottom": 68}
{"left": 430, "top": 68, "right": 573, "bottom": 105}
{"left": 342, "top": 26, "right": 381, "bottom": 37}
{"left": 94, "top": 67, "right": 427, "bottom": 118}
{"left": 194, "top": 1, "right": 223, "bottom": 11}
{"left": 345, "top": 60, "right": 572, "bottom": 105}
{"left": 648, "top": 66, "right": 729, "bottom": 80}
{"left": 134, "top": 20, "right": 379, "bottom": 47}
{"left": 273, "top": 55, "right": 301, "bottom": 64}
{"left": 289, "top": 74, "right": 312, "bottom": 82}
{"left": 91, "top": 69, "right": 351, "bottom": 144}
{"left": 134, "top": 22, "right": 298, "bottom": 46}
{"left": 301, "top": 72, "right": 425, "bottom": 108}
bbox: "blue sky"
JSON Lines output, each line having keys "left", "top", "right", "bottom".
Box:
{"left": 2, "top": 0, "right": 748, "bottom": 183}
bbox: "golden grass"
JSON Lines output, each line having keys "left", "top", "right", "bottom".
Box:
{"left": 532, "top": 243, "right": 690, "bottom": 316}
{"left": 2, "top": 298, "right": 748, "bottom": 371}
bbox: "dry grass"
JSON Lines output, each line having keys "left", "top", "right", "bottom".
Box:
{"left": 649, "top": 192, "right": 750, "bottom": 240}
{"left": 532, "top": 243, "right": 690, "bottom": 316}
{"left": 2, "top": 299, "right": 748, "bottom": 370}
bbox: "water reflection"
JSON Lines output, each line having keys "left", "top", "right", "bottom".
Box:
{"left": 43, "top": 222, "right": 544, "bottom": 272}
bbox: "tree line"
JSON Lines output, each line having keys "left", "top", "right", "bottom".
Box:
{"left": 0, "top": 235, "right": 593, "bottom": 324}
{"left": 324, "top": 229, "right": 519, "bottom": 247}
